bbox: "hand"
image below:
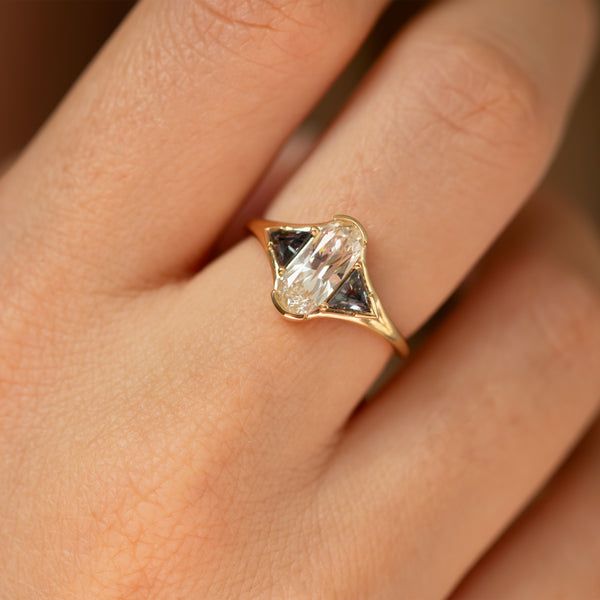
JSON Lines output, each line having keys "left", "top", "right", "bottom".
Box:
{"left": 0, "top": 0, "right": 598, "bottom": 598}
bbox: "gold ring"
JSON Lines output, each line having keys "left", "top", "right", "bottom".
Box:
{"left": 247, "top": 215, "right": 409, "bottom": 357}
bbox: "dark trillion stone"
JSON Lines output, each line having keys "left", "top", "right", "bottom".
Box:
{"left": 328, "top": 269, "right": 373, "bottom": 315}
{"left": 269, "top": 229, "right": 312, "bottom": 267}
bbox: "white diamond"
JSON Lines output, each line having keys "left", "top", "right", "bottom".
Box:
{"left": 274, "top": 220, "right": 363, "bottom": 315}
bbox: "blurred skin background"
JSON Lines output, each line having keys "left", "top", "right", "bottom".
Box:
{"left": 0, "top": 1, "right": 598, "bottom": 224}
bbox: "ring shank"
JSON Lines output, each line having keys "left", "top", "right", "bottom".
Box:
{"left": 373, "top": 317, "right": 410, "bottom": 357}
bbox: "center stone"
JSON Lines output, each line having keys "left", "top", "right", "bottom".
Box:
{"left": 274, "top": 220, "right": 363, "bottom": 315}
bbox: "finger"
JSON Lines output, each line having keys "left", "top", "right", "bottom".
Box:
{"left": 0, "top": 1, "right": 387, "bottom": 288}
{"left": 216, "top": 126, "right": 318, "bottom": 254}
{"left": 173, "top": 0, "right": 597, "bottom": 449}
{"left": 322, "top": 197, "right": 600, "bottom": 599}
{"left": 267, "top": 0, "right": 597, "bottom": 333}
{"left": 452, "top": 418, "right": 600, "bottom": 600}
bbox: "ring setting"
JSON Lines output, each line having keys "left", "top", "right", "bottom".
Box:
{"left": 248, "top": 215, "right": 409, "bottom": 356}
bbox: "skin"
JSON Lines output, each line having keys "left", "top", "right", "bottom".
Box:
{"left": 0, "top": 0, "right": 599, "bottom": 598}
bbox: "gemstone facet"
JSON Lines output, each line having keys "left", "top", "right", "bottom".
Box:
{"left": 269, "top": 229, "right": 313, "bottom": 267}
{"left": 273, "top": 220, "right": 364, "bottom": 315}
{"left": 328, "top": 269, "right": 373, "bottom": 315}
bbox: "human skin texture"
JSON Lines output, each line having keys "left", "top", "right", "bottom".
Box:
{"left": 0, "top": 0, "right": 599, "bottom": 598}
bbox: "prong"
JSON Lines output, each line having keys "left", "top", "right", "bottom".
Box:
{"left": 318, "top": 302, "right": 328, "bottom": 312}
{"left": 278, "top": 266, "right": 285, "bottom": 276}
{"left": 310, "top": 226, "right": 319, "bottom": 236}
{"left": 271, "top": 290, "right": 304, "bottom": 320}
{"left": 333, "top": 214, "right": 368, "bottom": 239}
{"left": 282, "top": 311, "right": 306, "bottom": 321}
{"left": 354, "top": 262, "right": 362, "bottom": 270}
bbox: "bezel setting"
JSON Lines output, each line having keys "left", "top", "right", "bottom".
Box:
{"left": 247, "top": 214, "right": 409, "bottom": 356}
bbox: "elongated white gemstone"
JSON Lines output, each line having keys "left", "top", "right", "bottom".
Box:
{"left": 274, "top": 220, "right": 363, "bottom": 315}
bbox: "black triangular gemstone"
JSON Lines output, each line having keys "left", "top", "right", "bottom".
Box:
{"left": 328, "top": 270, "right": 373, "bottom": 315}
{"left": 269, "top": 229, "right": 312, "bottom": 267}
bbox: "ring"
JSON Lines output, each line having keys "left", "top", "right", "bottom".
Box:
{"left": 247, "top": 215, "right": 409, "bottom": 356}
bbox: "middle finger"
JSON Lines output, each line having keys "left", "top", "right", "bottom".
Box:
{"left": 0, "top": 1, "right": 387, "bottom": 287}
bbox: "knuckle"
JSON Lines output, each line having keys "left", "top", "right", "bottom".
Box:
{"left": 77, "top": 431, "right": 244, "bottom": 597}
{"left": 84, "top": 475, "right": 202, "bottom": 598}
{"left": 160, "top": 0, "right": 333, "bottom": 75}
{"left": 190, "top": 0, "right": 323, "bottom": 28}
{"left": 407, "top": 33, "right": 547, "bottom": 156}
{"left": 82, "top": 442, "right": 316, "bottom": 598}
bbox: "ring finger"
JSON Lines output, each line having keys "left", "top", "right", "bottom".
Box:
{"left": 173, "top": 0, "right": 597, "bottom": 447}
